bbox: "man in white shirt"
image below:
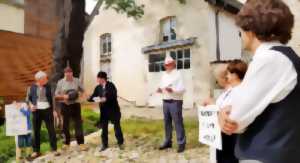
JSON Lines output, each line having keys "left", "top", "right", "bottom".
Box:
{"left": 157, "top": 55, "right": 186, "bottom": 153}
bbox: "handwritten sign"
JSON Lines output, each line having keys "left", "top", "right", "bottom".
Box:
{"left": 5, "top": 103, "right": 28, "bottom": 136}
{"left": 198, "top": 105, "right": 222, "bottom": 150}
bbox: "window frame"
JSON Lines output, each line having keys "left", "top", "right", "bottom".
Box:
{"left": 148, "top": 48, "right": 191, "bottom": 73}
{"left": 100, "top": 33, "right": 112, "bottom": 56}
{"left": 160, "top": 16, "right": 177, "bottom": 42}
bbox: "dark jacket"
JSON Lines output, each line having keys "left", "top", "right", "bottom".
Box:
{"left": 27, "top": 83, "right": 53, "bottom": 110}
{"left": 88, "top": 82, "right": 121, "bottom": 123}
{"left": 235, "top": 46, "right": 300, "bottom": 163}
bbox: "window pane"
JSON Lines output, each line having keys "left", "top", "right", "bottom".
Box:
{"left": 160, "top": 53, "right": 165, "bottom": 61}
{"left": 161, "top": 63, "right": 165, "bottom": 71}
{"left": 177, "top": 50, "right": 183, "bottom": 59}
{"left": 184, "top": 49, "right": 190, "bottom": 58}
{"left": 170, "top": 51, "right": 176, "bottom": 60}
{"left": 108, "top": 42, "right": 111, "bottom": 53}
{"left": 171, "top": 31, "right": 176, "bottom": 40}
{"left": 155, "top": 63, "right": 160, "bottom": 72}
{"left": 149, "top": 63, "right": 155, "bottom": 72}
{"left": 184, "top": 59, "right": 190, "bottom": 69}
{"left": 177, "top": 60, "right": 183, "bottom": 69}
{"left": 149, "top": 55, "right": 156, "bottom": 63}
{"left": 103, "top": 43, "right": 107, "bottom": 54}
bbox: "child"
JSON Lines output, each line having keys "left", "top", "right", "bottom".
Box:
{"left": 15, "top": 102, "right": 32, "bottom": 162}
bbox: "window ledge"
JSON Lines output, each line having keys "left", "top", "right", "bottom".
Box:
{"left": 100, "top": 54, "right": 111, "bottom": 62}
{"left": 142, "top": 37, "right": 197, "bottom": 54}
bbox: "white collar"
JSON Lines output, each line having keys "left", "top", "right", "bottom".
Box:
{"left": 254, "top": 41, "right": 283, "bottom": 59}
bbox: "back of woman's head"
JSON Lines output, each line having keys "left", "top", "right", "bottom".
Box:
{"left": 227, "top": 59, "right": 248, "bottom": 80}
{"left": 236, "top": 0, "right": 294, "bottom": 44}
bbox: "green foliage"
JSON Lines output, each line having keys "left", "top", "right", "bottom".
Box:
{"left": 103, "top": 0, "right": 145, "bottom": 19}
{"left": 99, "top": 0, "right": 186, "bottom": 19}
{"left": 0, "top": 126, "right": 16, "bottom": 162}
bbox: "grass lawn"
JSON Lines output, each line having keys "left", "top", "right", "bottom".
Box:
{"left": 0, "top": 107, "right": 202, "bottom": 162}
{"left": 120, "top": 117, "right": 202, "bottom": 151}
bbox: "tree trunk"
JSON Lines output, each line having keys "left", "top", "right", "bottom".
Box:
{"left": 51, "top": 0, "right": 86, "bottom": 85}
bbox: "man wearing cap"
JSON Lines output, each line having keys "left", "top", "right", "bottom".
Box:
{"left": 88, "top": 71, "right": 124, "bottom": 151}
{"left": 27, "top": 71, "right": 59, "bottom": 159}
{"left": 55, "top": 67, "right": 88, "bottom": 151}
{"left": 157, "top": 55, "right": 186, "bottom": 153}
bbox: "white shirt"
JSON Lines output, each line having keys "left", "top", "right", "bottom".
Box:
{"left": 228, "top": 42, "right": 298, "bottom": 133}
{"left": 159, "top": 69, "right": 185, "bottom": 100}
{"left": 216, "top": 87, "right": 233, "bottom": 109}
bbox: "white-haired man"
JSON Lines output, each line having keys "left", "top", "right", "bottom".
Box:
{"left": 26, "top": 71, "right": 59, "bottom": 159}
{"left": 157, "top": 55, "right": 186, "bottom": 153}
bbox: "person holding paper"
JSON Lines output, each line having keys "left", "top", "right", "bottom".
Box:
{"left": 26, "top": 71, "right": 59, "bottom": 159}
{"left": 203, "top": 60, "right": 247, "bottom": 163}
{"left": 218, "top": 0, "right": 300, "bottom": 162}
{"left": 88, "top": 71, "right": 124, "bottom": 152}
{"left": 15, "top": 102, "right": 32, "bottom": 161}
{"left": 216, "top": 60, "right": 247, "bottom": 163}
{"left": 157, "top": 55, "right": 186, "bottom": 153}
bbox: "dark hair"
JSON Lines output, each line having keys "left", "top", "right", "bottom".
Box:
{"left": 97, "top": 71, "right": 107, "bottom": 80}
{"left": 236, "top": 0, "right": 294, "bottom": 44}
{"left": 227, "top": 59, "right": 248, "bottom": 80}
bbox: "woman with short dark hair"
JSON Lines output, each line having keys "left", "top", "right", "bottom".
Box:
{"left": 215, "top": 60, "right": 248, "bottom": 163}
{"left": 218, "top": 0, "right": 300, "bottom": 163}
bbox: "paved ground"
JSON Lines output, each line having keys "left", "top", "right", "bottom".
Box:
{"left": 24, "top": 101, "right": 208, "bottom": 163}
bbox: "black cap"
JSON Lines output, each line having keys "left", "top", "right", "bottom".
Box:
{"left": 97, "top": 71, "right": 107, "bottom": 80}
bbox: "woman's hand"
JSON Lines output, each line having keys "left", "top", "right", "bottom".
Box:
{"left": 218, "top": 106, "right": 238, "bottom": 135}
{"left": 202, "top": 97, "right": 213, "bottom": 106}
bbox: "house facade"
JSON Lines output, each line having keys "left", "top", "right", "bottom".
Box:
{"left": 82, "top": 0, "right": 300, "bottom": 108}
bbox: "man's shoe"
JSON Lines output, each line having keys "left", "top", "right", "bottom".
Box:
{"left": 79, "top": 144, "right": 89, "bottom": 151}
{"left": 62, "top": 144, "right": 70, "bottom": 151}
{"left": 177, "top": 144, "right": 185, "bottom": 153}
{"left": 118, "top": 144, "right": 124, "bottom": 150}
{"left": 99, "top": 145, "right": 108, "bottom": 152}
{"left": 27, "top": 152, "right": 41, "bottom": 161}
{"left": 52, "top": 150, "right": 61, "bottom": 156}
{"left": 159, "top": 143, "right": 172, "bottom": 150}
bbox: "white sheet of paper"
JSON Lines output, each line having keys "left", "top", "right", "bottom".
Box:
{"left": 5, "top": 103, "right": 29, "bottom": 136}
{"left": 198, "top": 105, "right": 222, "bottom": 150}
{"left": 93, "top": 97, "right": 101, "bottom": 103}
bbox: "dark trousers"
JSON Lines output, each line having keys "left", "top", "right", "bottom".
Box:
{"left": 216, "top": 133, "right": 238, "bottom": 163}
{"left": 61, "top": 103, "right": 84, "bottom": 145}
{"left": 101, "top": 119, "right": 124, "bottom": 146}
{"left": 32, "top": 109, "right": 57, "bottom": 152}
{"left": 162, "top": 100, "right": 186, "bottom": 145}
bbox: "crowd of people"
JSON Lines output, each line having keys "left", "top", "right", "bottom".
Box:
{"left": 5, "top": 0, "right": 300, "bottom": 162}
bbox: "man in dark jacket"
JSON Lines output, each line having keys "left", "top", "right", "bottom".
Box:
{"left": 27, "top": 71, "right": 59, "bottom": 159}
{"left": 88, "top": 71, "right": 124, "bottom": 151}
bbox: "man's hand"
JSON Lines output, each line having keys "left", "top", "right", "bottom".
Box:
{"left": 157, "top": 88, "right": 163, "bottom": 93}
{"left": 63, "top": 94, "right": 69, "bottom": 100}
{"left": 165, "top": 87, "right": 173, "bottom": 93}
{"left": 218, "top": 106, "right": 238, "bottom": 135}
{"left": 100, "top": 97, "right": 107, "bottom": 103}
{"left": 53, "top": 111, "right": 58, "bottom": 118}
{"left": 30, "top": 104, "right": 37, "bottom": 112}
